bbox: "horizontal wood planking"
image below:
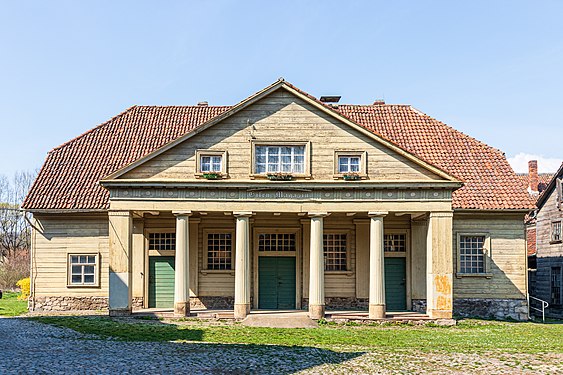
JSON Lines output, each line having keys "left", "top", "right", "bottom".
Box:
{"left": 122, "top": 91, "right": 443, "bottom": 181}
{"left": 453, "top": 214, "right": 526, "bottom": 299}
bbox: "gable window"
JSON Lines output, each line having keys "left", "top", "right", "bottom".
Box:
{"left": 333, "top": 150, "right": 367, "bottom": 178}
{"left": 255, "top": 145, "right": 306, "bottom": 174}
{"left": 206, "top": 232, "right": 233, "bottom": 270}
{"left": 323, "top": 233, "right": 348, "bottom": 271}
{"left": 551, "top": 221, "right": 562, "bottom": 243}
{"left": 195, "top": 150, "right": 227, "bottom": 176}
{"left": 551, "top": 266, "right": 562, "bottom": 305}
{"left": 68, "top": 254, "right": 99, "bottom": 287}
{"left": 457, "top": 234, "right": 491, "bottom": 277}
{"left": 338, "top": 156, "right": 361, "bottom": 173}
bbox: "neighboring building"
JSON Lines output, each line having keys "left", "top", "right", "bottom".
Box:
{"left": 23, "top": 80, "right": 533, "bottom": 320}
{"left": 533, "top": 163, "right": 563, "bottom": 318}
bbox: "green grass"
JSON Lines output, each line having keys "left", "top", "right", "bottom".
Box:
{"left": 30, "top": 316, "right": 563, "bottom": 354}
{"left": 0, "top": 292, "right": 28, "bottom": 317}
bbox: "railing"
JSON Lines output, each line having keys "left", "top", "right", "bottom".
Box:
{"left": 528, "top": 294, "right": 549, "bottom": 323}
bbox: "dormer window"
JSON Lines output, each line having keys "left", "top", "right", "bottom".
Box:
{"left": 254, "top": 144, "right": 307, "bottom": 174}
{"left": 195, "top": 150, "right": 227, "bottom": 176}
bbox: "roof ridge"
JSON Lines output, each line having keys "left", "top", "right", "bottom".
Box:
{"left": 50, "top": 105, "right": 138, "bottom": 153}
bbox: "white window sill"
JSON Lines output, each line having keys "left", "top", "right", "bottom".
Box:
{"left": 66, "top": 284, "right": 100, "bottom": 288}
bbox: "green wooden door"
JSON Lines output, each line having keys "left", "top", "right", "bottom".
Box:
{"left": 384, "top": 257, "right": 407, "bottom": 311}
{"left": 148, "top": 256, "right": 175, "bottom": 308}
{"left": 258, "top": 257, "right": 296, "bottom": 309}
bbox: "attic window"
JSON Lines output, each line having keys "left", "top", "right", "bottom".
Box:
{"left": 195, "top": 150, "right": 227, "bottom": 176}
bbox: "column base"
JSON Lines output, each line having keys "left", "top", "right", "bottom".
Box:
{"left": 174, "top": 301, "right": 190, "bottom": 317}
{"left": 234, "top": 303, "right": 250, "bottom": 319}
{"left": 109, "top": 308, "right": 132, "bottom": 317}
{"left": 308, "top": 304, "right": 325, "bottom": 320}
{"left": 427, "top": 309, "right": 453, "bottom": 319}
{"left": 369, "top": 304, "right": 386, "bottom": 319}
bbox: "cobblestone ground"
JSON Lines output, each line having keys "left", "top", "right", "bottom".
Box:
{"left": 0, "top": 317, "right": 561, "bottom": 374}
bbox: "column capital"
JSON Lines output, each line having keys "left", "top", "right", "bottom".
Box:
{"left": 368, "top": 211, "right": 388, "bottom": 217}
{"left": 429, "top": 211, "right": 453, "bottom": 218}
{"left": 233, "top": 211, "right": 253, "bottom": 217}
{"left": 173, "top": 211, "right": 193, "bottom": 217}
{"left": 308, "top": 212, "right": 330, "bottom": 218}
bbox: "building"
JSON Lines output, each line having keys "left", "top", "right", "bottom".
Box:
{"left": 532, "top": 163, "right": 563, "bottom": 318}
{"left": 23, "top": 80, "right": 533, "bottom": 320}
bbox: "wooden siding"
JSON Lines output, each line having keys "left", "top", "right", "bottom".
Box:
{"left": 453, "top": 214, "right": 527, "bottom": 299}
{"left": 32, "top": 214, "right": 109, "bottom": 296}
{"left": 121, "top": 90, "right": 444, "bottom": 181}
{"left": 534, "top": 187, "right": 563, "bottom": 315}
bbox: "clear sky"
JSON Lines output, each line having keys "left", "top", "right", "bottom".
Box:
{"left": 1, "top": 1, "right": 562, "bottom": 176}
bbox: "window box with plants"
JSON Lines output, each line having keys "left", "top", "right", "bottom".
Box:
{"left": 202, "top": 172, "right": 222, "bottom": 180}
{"left": 342, "top": 172, "right": 361, "bottom": 181}
{"left": 267, "top": 173, "right": 293, "bottom": 181}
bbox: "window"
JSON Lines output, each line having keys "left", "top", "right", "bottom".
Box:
{"left": 149, "top": 232, "right": 176, "bottom": 251}
{"left": 258, "top": 233, "right": 296, "bottom": 252}
{"left": 458, "top": 235, "right": 487, "bottom": 274}
{"left": 333, "top": 150, "right": 366, "bottom": 177}
{"left": 200, "top": 155, "right": 222, "bottom": 172}
{"left": 323, "top": 233, "right": 347, "bottom": 271}
{"left": 551, "top": 221, "right": 562, "bottom": 243}
{"left": 255, "top": 145, "right": 305, "bottom": 174}
{"left": 206, "top": 233, "right": 232, "bottom": 270}
{"left": 551, "top": 267, "right": 562, "bottom": 305}
{"left": 338, "top": 156, "right": 361, "bottom": 173}
{"left": 384, "top": 234, "right": 407, "bottom": 252}
{"left": 68, "top": 254, "right": 98, "bottom": 286}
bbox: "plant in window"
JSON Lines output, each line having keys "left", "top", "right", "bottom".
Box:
{"left": 202, "top": 172, "right": 222, "bottom": 180}
{"left": 267, "top": 172, "right": 293, "bottom": 181}
{"left": 342, "top": 172, "right": 361, "bottom": 181}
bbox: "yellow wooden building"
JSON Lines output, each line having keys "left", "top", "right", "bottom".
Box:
{"left": 23, "top": 80, "right": 533, "bottom": 320}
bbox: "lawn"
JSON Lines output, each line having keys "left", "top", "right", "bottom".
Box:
{"left": 0, "top": 291, "right": 28, "bottom": 317}
{"left": 31, "top": 316, "right": 563, "bottom": 355}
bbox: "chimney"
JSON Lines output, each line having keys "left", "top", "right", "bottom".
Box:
{"left": 373, "top": 99, "right": 385, "bottom": 105}
{"left": 197, "top": 101, "right": 208, "bottom": 106}
{"left": 528, "top": 160, "right": 539, "bottom": 194}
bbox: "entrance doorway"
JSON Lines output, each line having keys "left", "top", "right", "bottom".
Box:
{"left": 384, "top": 257, "right": 407, "bottom": 311}
{"left": 258, "top": 257, "right": 296, "bottom": 309}
{"left": 148, "top": 256, "right": 175, "bottom": 308}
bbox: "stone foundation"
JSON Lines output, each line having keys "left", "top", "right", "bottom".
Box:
{"left": 190, "top": 296, "right": 234, "bottom": 309}
{"left": 33, "top": 296, "right": 108, "bottom": 311}
{"left": 302, "top": 297, "right": 368, "bottom": 310}
{"left": 454, "top": 298, "right": 528, "bottom": 321}
{"left": 411, "top": 299, "right": 427, "bottom": 313}
{"left": 132, "top": 297, "right": 144, "bottom": 310}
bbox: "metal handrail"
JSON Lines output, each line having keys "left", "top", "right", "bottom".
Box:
{"left": 528, "top": 294, "right": 549, "bottom": 323}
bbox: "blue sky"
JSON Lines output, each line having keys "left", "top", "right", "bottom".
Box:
{"left": 1, "top": 1, "right": 562, "bottom": 176}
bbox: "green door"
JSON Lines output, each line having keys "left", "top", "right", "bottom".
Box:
{"left": 258, "top": 257, "right": 296, "bottom": 309}
{"left": 148, "top": 256, "right": 175, "bottom": 308}
{"left": 385, "top": 257, "right": 407, "bottom": 311}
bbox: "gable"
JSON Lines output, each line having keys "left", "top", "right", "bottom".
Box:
{"left": 118, "top": 89, "right": 448, "bottom": 182}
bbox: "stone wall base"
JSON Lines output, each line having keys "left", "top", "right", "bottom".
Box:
{"left": 411, "top": 299, "right": 427, "bottom": 313}
{"left": 132, "top": 297, "right": 144, "bottom": 310}
{"left": 33, "top": 296, "right": 108, "bottom": 311}
{"left": 454, "top": 298, "right": 528, "bottom": 321}
{"left": 190, "top": 296, "right": 234, "bottom": 309}
{"left": 302, "top": 297, "right": 368, "bottom": 310}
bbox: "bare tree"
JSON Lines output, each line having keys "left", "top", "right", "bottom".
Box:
{"left": 0, "top": 171, "right": 36, "bottom": 259}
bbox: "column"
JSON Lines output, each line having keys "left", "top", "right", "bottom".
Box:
{"left": 234, "top": 212, "right": 252, "bottom": 319}
{"left": 308, "top": 212, "right": 329, "bottom": 319}
{"left": 368, "top": 211, "right": 387, "bottom": 319}
{"left": 426, "top": 211, "right": 454, "bottom": 319}
{"left": 108, "top": 211, "right": 132, "bottom": 316}
{"left": 173, "top": 211, "right": 192, "bottom": 317}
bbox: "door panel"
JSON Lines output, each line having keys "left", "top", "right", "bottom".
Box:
{"left": 258, "top": 257, "right": 296, "bottom": 309}
{"left": 148, "top": 256, "right": 175, "bottom": 308}
{"left": 384, "top": 257, "right": 407, "bottom": 311}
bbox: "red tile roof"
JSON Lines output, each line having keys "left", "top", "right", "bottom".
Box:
{"left": 515, "top": 173, "right": 554, "bottom": 196}
{"left": 23, "top": 91, "right": 534, "bottom": 211}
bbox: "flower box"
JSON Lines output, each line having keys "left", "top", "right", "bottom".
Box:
{"left": 342, "top": 173, "right": 361, "bottom": 181}
{"left": 202, "top": 173, "right": 222, "bottom": 180}
{"left": 267, "top": 173, "right": 293, "bottom": 181}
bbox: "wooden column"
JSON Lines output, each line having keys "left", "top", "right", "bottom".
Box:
{"left": 308, "top": 212, "right": 329, "bottom": 319}
{"left": 173, "top": 211, "right": 192, "bottom": 317}
{"left": 108, "top": 210, "right": 132, "bottom": 316}
{"left": 234, "top": 212, "right": 252, "bottom": 319}
{"left": 426, "top": 211, "right": 454, "bottom": 318}
{"left": 368, "top": 211, "right": 387, "bottom": 319}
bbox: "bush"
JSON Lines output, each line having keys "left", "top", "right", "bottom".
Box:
{"left": 16, "top": 277, "right": 30, "bottom": 300}
{"left": 0, "top": 250, "right": 30, "bottom": 289}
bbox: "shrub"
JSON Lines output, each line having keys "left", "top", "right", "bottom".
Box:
{"left": 16, "top": 277, "right": 30, "bottom": 300}
{"left": 0, "top": 250, "right": 30, "bottom": 289}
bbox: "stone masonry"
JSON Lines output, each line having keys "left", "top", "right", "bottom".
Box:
{"left": 454, "top": 298, "right": 529, "bottom": 321}
{"left": 33, "top": 296, "right": 108, "bottom": 311}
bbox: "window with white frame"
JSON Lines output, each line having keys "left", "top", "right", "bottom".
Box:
{"left": 68, "top": 254, "right": 98, "bottom": 286}
{"left": 206, "top": 233, "right": 233, "bottom": 270}
{"left": 338, "top": 155, "right": 361, "bottom": 173}
{"left": 458, "top": 235, "right": 486, "bottom": 274}
{"left": 323, "top": 233, "right": 347, "bottom": 271}
{"left": 200, "top": 155, "right": 222, "bottom": 173}
{"left": 384, "top": 234, "right": 407, "bottom": 252}
{"left": 255, "top": 145, "right": 305, "bottom": 174}
{"left": 551, "top": 221, "right": 562, "bottom": 243}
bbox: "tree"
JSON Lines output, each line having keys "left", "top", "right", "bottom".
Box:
{"left": 0, "top": 171, "right": 36, "bottom": 258}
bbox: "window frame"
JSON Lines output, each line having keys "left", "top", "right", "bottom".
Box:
{"left": 550, "top": 220, "right": 562, "bottom": 244}
{"left": 195, "top": 150, "right": 227, "bottom": 177}
{"left": 456, "top": 232, "right": 492, "bottom": 278}
{"left": 67, "top": 253, "right": 100, "bottom": 288}
{"left": 323, "top": 229, "right": 351, "bottom": 274}
{"left": 202, "top": 229, "right": 235, "bottom": 274}
{"left": 145, "top": 228, "right": 176, "bottom": 257}
{"left": 250, "top": 141, "right": 311, "bottom": 178}
{"left": 551, "top": 266, "right": 562, "bottom": 306}
{"left": 384, "top": 230, "right": 409, "bottom": 258}
{"left": 333, "top": 150, "right": 367, "bottom": 179}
